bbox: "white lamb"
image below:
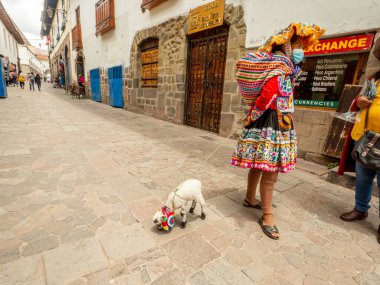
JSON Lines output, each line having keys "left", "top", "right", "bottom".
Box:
{"left": 153, "top": 179, "right": 206, "bottom": 230}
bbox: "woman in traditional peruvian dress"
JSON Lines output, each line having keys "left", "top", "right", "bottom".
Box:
{"left": 231, "top": 23, "right": 325, "bottom": 239}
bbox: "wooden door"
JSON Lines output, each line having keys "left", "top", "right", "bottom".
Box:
{"left": 185, "top": 25, "right": 228, "bottom": 133}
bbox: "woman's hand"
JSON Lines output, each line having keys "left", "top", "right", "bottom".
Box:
{"left": 357, "top": 96, "right": 373, "bottom": 109}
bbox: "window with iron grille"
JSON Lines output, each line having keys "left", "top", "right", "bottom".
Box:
{"left": 140, "top": 38, "right": 159, "bottom": 88}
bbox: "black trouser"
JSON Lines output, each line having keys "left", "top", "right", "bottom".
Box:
{"left": 36, "top": 81, "right": 41, "bottom": 91}
{"left": 29, "top": 80, "right": 35, "bottom": 90}
{"left": 20, "top": 82, "right": 25, "bottom": 89}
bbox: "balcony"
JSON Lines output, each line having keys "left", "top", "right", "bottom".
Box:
{"left": 141, "top": 0, "right": 168, "bottom": 12}
{"left": 72, "top": 25, "right": 83, "bottom": 50}
{"left": 96, "top": 0, "right": 115, "bottom": 36}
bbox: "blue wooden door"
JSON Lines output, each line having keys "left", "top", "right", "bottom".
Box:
{"left": 108, "top": 65, "right": 123, "bottom": 108}
{"left": 90, "top": 68, "right": 101, "bottom": 102}
{"left": 0, "top": 60, "right": 8, "bottom": 98}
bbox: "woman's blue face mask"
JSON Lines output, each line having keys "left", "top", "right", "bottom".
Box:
{"left": 292, "top": 48, "right": 304, "bottom": 64}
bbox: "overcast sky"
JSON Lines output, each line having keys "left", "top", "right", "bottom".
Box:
{"left": 2, "top": 0, "right": 46, "bottom": 50}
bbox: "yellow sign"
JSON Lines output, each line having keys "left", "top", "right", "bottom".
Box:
{"left": 188, "top": 0, "right": 224, "bottom": 35}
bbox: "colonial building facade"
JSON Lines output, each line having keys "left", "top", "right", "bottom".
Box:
{"left": 41, "top": 0, "right": 73, "bottom": 86}
{"left": 41, "top": 0, "right": 380, "bottom": 160}
{"left": 0, "top": 1, "right": 24, "bottom": 82}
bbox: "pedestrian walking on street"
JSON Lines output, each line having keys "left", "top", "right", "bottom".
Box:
{"left": 35, "top": 73, "right": 42, "bottom": 91}
{"left": 18, "top": 72, "right": 25, "bottom": 89}
{"left": 11, "top": 73, "right": 17, "bottom": 86}
{"left": 232, "top": 23, "right": 325, "bottom": 240}
{"left": 28, "top": 72, "right": 35, "bottom": 91}
{"left": 59, "top": 74, "right": 64, "bottom": 88}
{"left": 339, "top": 69, "right": 380, "bottom": 244}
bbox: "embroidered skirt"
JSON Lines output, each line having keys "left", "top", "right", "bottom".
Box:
{"left": 231, "top": 109, "right": 297, "bottom": 173}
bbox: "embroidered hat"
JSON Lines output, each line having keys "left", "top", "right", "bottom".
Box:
{"left": 258, "top": 22, "right": 326, "bottom": 53}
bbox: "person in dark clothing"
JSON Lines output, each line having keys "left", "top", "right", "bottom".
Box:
{"left": 35, "top": 74, "right": 42, "bottom": 91}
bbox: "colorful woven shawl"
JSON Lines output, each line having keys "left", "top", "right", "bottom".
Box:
{"left": 236, "top": 52, "right": 300, "bottom": 106}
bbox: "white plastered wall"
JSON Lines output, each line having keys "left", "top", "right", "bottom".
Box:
{"left": 0, "top": 19, "right": 19, "bottom": 64}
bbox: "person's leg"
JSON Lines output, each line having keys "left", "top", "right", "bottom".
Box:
{"left": 377, "top": 170, "right": 380, "bottom": 218}
{"left": 245, "top": 169, "right": 262, "bottom": 206}
{"left": 355, "top": 163, "right": 376, "bottom": 213}
{"left": 375, "top": 170, "right": 380, "bottom": 244}
{"left": 260, "top": 171, "right": 279, "bottom": 239}
{"left": 260, "top": 172, "right": 279, "bottom": 221}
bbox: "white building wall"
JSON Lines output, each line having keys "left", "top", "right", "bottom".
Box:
{"left": 39, "top": 59, "right": 50, "bottom": 74}
{"left": 18, "top": 45, "right": 44, "bottom": 74}
{"left": 49, "top": 0, "right": 71, "bottom": 57}
{"left": 230, "top": 0, "right": 380, "bottom": 47}
{"left": 72, "top": 0, "right": 380, "bottom": 71}
{"left": 0, "top": 18, "right": 19, "bottom": 64}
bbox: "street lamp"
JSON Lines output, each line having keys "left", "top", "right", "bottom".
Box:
{"left": 46, "top": 7, "right": 67, "bottom": 19}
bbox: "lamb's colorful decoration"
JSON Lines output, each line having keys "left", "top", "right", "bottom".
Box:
{"left": 160, "top": 206, "right": 175, "bottom": 231}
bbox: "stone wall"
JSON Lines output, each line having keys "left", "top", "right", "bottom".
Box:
{"left": 85, "top": 70, "right": 91, "bottom": 99}
{"left": 123, "top": 4, "right": 247, "bottom": 130}
{"left": 122, "top": 66, "right": 128, "bottom": 107}
{"left": 84, "top": 4, "right": 246, "bottom": 132}
{"left": 100, "top": 68, "right": 109, "bottom": 105}
{"left": 218, "top": 5, "right": 247, "bottom": 137}
{"left": 125, "top": 16, "right": 188, "bottom": 124}
{"left": 293, "top": 110, "right": 334, "bottom": 157}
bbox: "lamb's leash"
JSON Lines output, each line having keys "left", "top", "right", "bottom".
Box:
{"left": 203, "top": 127, "right": 240, "bottom": 162}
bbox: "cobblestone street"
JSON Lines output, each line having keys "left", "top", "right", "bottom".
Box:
{"left": 1, "top": 86, "right": 380, "bottom": 285}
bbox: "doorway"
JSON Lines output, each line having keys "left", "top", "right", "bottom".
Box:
{"left": 185, "top": 25, "right": 229, "bottom": 133}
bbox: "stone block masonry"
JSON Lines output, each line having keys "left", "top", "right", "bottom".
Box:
{"left": 85, "top": 4, "right": 247, "bottom": 135}
{"left": 293, "top": 109, "right": 334, "bottom": 156}
{"left": 100, "top": 68, "right": 109, "bottom": 105}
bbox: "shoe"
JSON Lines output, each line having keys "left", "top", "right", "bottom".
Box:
{"left": 258, "top": 216, "right": 279, "bottom": 240}
{"left": 340, "top": 208, "right": 368, "bottom": 222}
{"left": 243, "top": 198, "right": 262, "bottom": 210}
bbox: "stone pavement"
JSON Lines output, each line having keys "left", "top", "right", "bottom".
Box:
{"left": 0, "top": 85, "right": 380, "bottom": 285}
